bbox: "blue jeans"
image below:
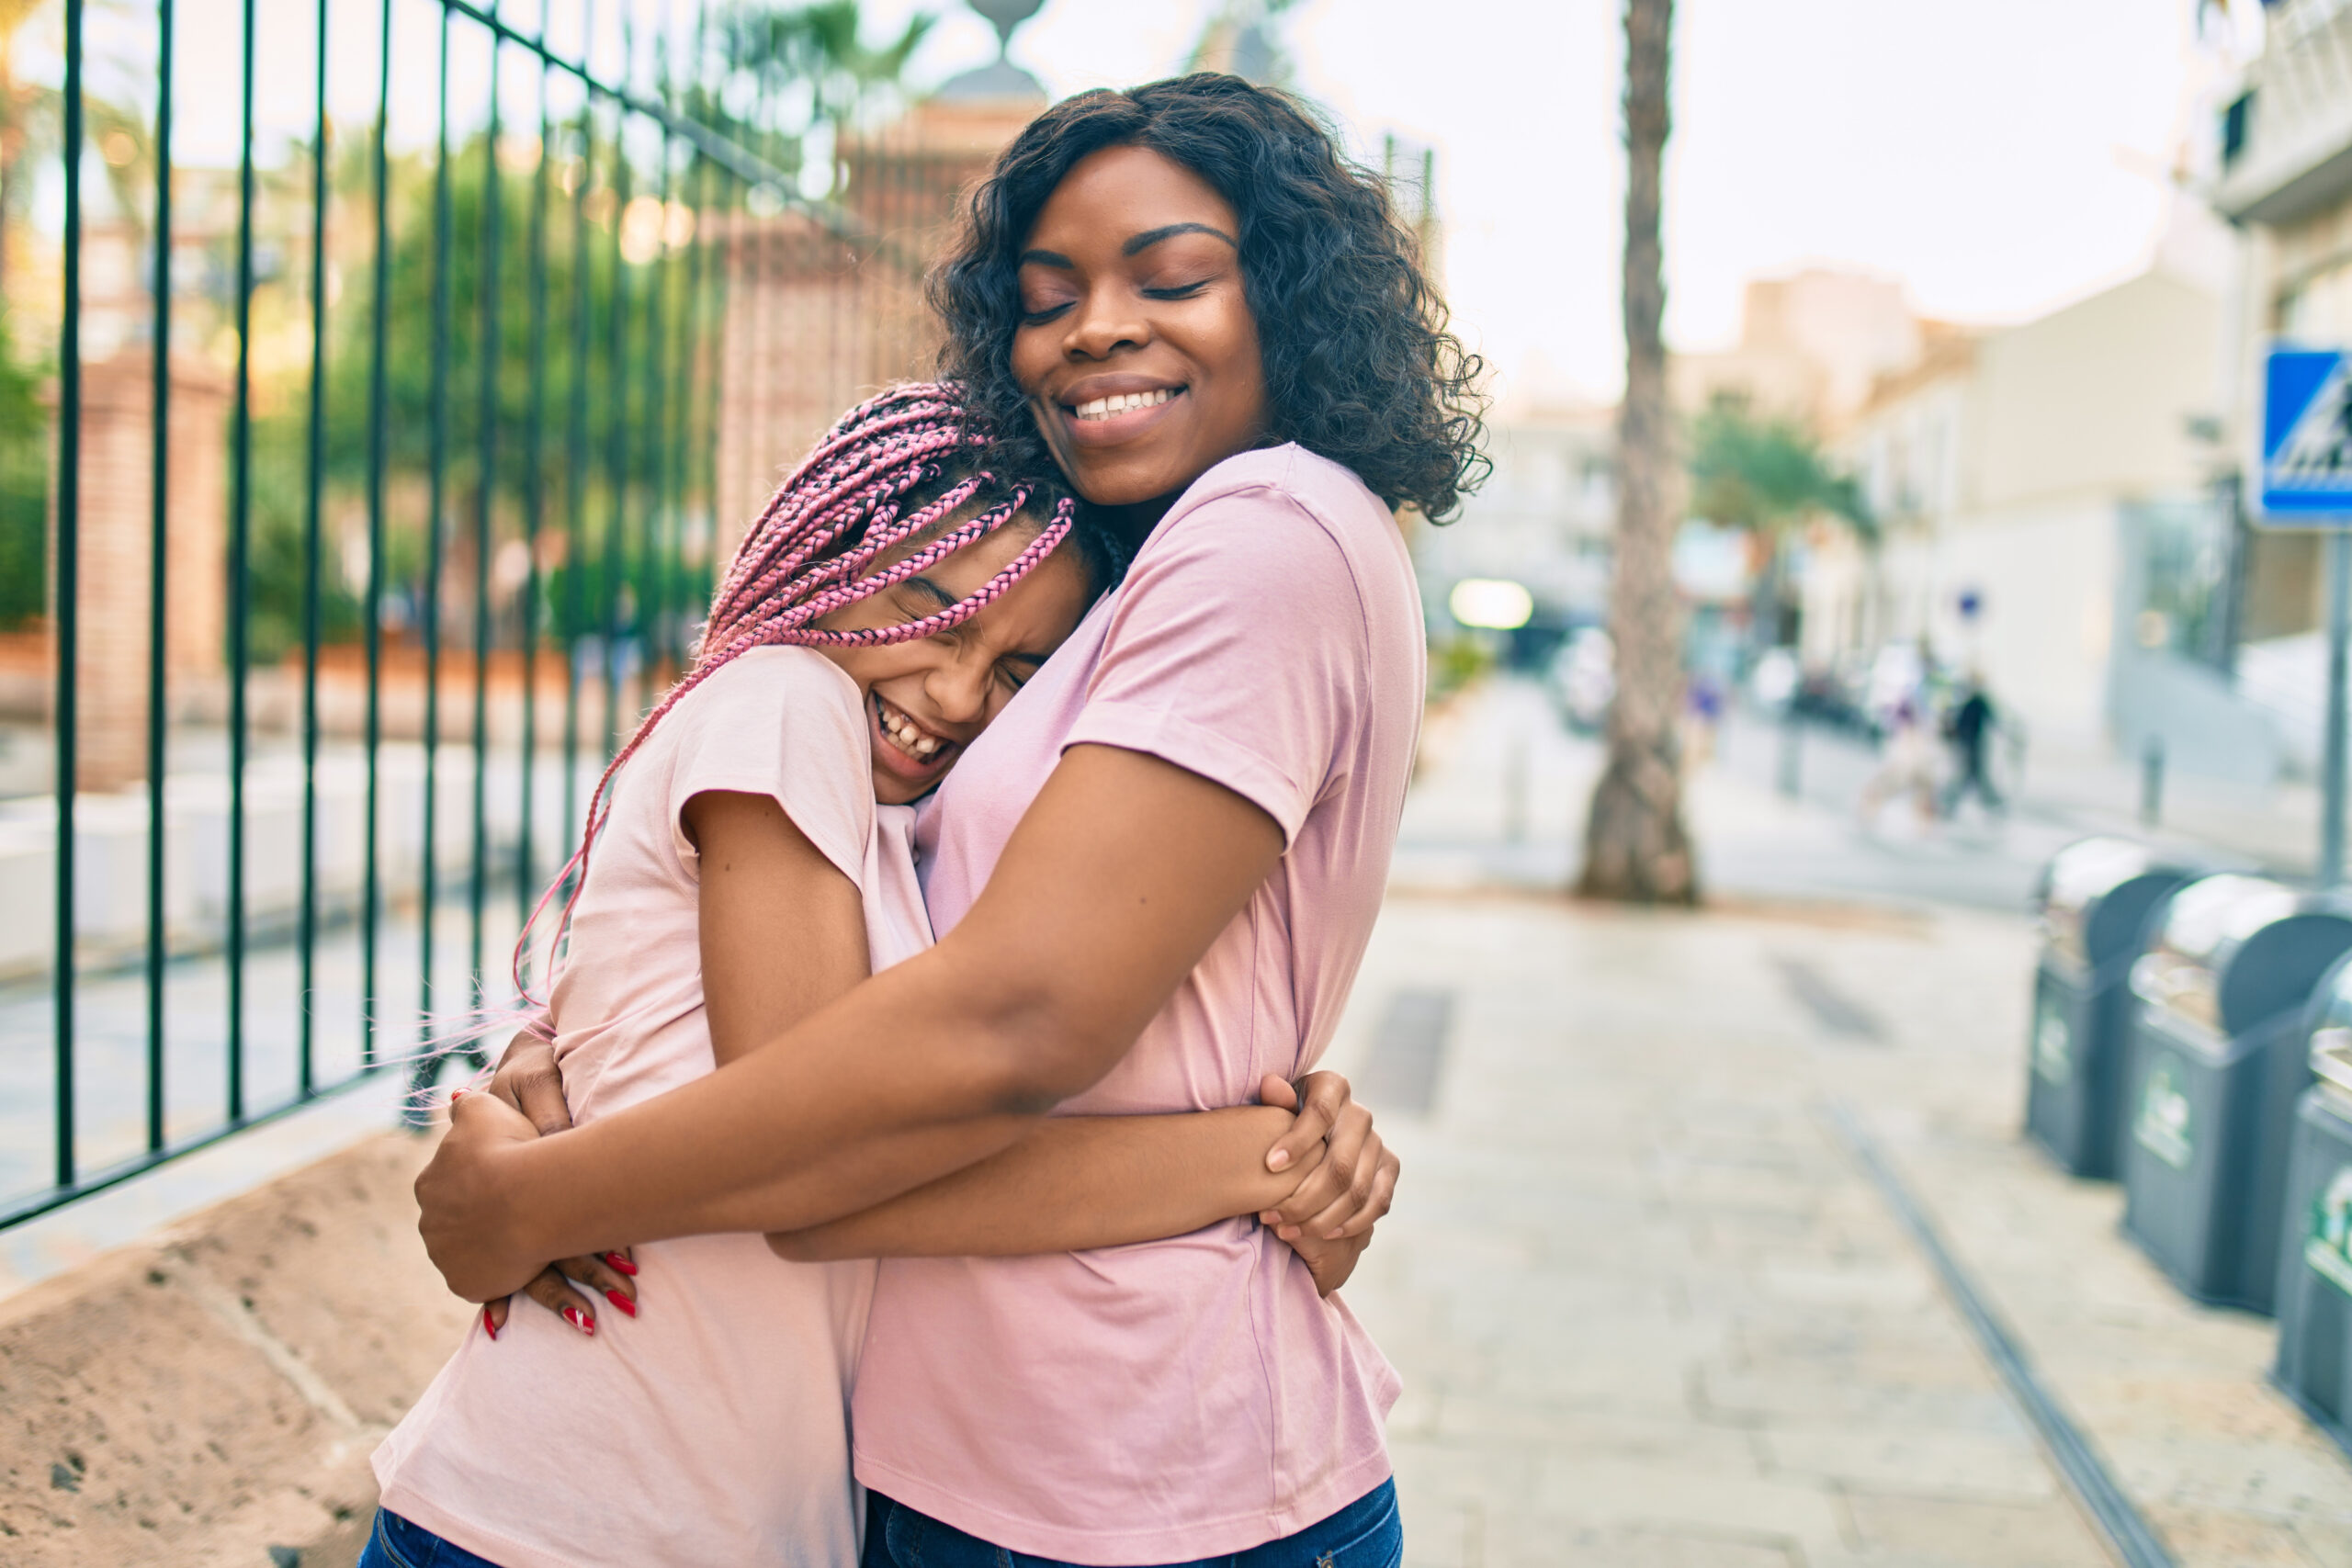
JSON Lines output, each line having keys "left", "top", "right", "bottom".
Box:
{"left": 356, "top": 1507, "right": 507, "bottom": 1568}
{"left": 862, "top": 1479, "right": 1402, "bottom": 1568}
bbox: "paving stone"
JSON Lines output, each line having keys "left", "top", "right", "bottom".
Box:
{"left": 1755, "top": 1424, "right": 2057, "bottom": 1503}
{"left": 2140, "top": 1503, "right": 2320, "bottom": 1567}
{"left": 1838, "top": 1493, "right": 2112, "bottom": 1566}
{"left": 1529, "top": 1455, "right": 1849, "bottom": 1556}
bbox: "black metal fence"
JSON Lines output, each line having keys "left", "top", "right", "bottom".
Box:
{"left": 3, "top": 0, "right": 944, "bottom": 1225}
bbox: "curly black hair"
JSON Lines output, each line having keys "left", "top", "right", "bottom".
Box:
{"left": 929, "top": 73, "right": 1489, "bottom": 523}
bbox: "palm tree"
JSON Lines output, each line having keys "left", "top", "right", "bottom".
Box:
{"left": 1578, "top": 0, "right": 1692, "bottom": 904}
{"left": 1687, "top": 390, "right": 1874, "bottom": 653}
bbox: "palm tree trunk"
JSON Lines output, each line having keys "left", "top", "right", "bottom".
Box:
{"left": 1578, "top": 0, "right": 1695, "bottom": 904}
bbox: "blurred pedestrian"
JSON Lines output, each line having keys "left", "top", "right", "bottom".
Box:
{"left": 1857, "top": 697, "right": 1939, "bottom": 829}
{"left": 1683, "top": 672, "right": 1724, "bottom": 768}
{"left": 1941, "top": 675, "right": 2005, "bottom": 818}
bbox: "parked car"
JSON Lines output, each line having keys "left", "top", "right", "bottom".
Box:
{"left": 1547, "top": 628, "right": 1616, "bottom": 734}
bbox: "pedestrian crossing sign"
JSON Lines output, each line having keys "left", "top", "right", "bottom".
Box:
{"left": 2261, "top": 346, "right": 2352, "bottom": 525}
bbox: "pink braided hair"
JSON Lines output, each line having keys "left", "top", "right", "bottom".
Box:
{"left": 508, "top": 381, "right": 1074, "bottom": 1016}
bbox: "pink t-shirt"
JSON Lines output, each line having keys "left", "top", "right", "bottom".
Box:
{"left": 374, "top": 647, "right": 933, "bottom": 1568}
{"left": 853, "top": 446, "right": 1423, "bottom": 1563}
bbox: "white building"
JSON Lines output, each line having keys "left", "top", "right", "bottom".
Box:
{"left": 1803, "top": 264, "right": 2239, "bottom": 767}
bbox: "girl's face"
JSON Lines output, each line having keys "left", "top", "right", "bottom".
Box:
{"left": 1012, "top": 144, "right": 1268, "bottom": 509}
{"left": 816, "top": 520, "right": 1091, "bottom": 805}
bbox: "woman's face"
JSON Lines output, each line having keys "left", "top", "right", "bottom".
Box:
{"left": 817, "top": 521, "right": 1091, "bottom": 805}
{"left": 1012, "top": 144, "right": 1267, "bottom": 509}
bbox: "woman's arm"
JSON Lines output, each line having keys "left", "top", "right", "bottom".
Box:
{"left": 497, "top": 784, "right": 1381, "bottom": 1281}
{"left": 420, "top": 747, "right": 1325, "bottom": 1301}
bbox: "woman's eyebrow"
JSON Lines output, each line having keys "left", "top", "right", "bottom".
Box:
{"left": 1123, "top": 221, "right": 1236, "bottom": 256}
{"left": 1017, "top": 247, "right": 1074, "bottom": 269}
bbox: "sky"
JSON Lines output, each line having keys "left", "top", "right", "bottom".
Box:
{"left": 880, "top": 0, "right": 2218, "bottom": 406}
{"left": 46, "top": 0, "right": 2218, "bottom": 408}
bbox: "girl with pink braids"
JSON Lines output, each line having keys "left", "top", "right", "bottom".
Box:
{"left": 364, "top": 385, "right": 1386, "bottom": 1568}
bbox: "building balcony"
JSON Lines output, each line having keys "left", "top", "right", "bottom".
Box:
{"left": 2213, "top": 0, "right": 2352, "bottom": 225}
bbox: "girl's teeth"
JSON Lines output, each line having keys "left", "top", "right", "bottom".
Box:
{"left": 878, "top": 700, "right": 942, "bottom": 762}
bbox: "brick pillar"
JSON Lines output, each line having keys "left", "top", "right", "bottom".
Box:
{"left": 53, "top": 353, "right": 229, "bottom": 792}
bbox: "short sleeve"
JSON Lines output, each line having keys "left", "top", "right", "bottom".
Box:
{"left": 1062, "top": 478, "right": 1369, "bottom": 846}
{"left": 661, "top": 648, "right": 874, "bottom": 889}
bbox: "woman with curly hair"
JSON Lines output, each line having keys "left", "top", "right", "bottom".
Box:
{"left": 416, "top": 73, "right": 1485, "bottom": 1567}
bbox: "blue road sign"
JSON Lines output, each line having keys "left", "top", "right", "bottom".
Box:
{"left": 2262, "top": 346, "right": 2352, "bottom": 525}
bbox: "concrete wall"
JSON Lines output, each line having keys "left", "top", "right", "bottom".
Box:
{"left": 0, "top": 1133, "right": 470, "bottom": 1566}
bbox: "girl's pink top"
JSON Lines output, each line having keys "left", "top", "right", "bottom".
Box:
{"left": 854, "top": 446, "right": 1422, "bottom": 1563}
{"left": 372, "top": 648, "right": 934, "bottom": 1568}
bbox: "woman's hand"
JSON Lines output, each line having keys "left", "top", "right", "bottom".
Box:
{"left": 1255, "top": 1070, "right": 1399, "bottom": 1257}
{"left": 458, "top": 1038, "right": 639, "bottom": 1338}
{"left": 1285, "top": 1229, "right": 1373, "bottom": 1298}
{"left": 415, "top": 1089, "right": 560, "bottom": 1303}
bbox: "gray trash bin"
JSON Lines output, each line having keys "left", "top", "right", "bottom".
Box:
{"left": 2025, "top": 838, "right": 2194, "bottom": 1179}
{"left": 2120, "top": 874, "right": 2352, "bottom": 1312}
{"left": 2272, "top": 973, "right": 2352, "bottom": 1447}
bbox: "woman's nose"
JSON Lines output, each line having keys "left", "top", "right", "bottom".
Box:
{"left": 1065, "top": 287, "right": 1148, "bottom": 360}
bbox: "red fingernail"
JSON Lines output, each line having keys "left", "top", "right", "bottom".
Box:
{"left": 481, "top": 1304, "right": 499, "bottom": 1341}
{"left": 450, "top": 1089, "right": 467, "bottom": 1103}
{"left": 604, "top": 1288, "right": 637, "bottom": 1318}
{"left": 604, "top": 1252, "right": 638, "bottom": 1276}
{"left": 561, "top": 1305, "right": 595, "bottom": 1337}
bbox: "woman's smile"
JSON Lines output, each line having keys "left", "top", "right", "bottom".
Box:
{"left": 1055, "top": 376, "right": 1189, "bottom": 449}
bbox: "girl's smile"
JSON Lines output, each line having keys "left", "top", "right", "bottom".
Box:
{"left": 818, "top": 518, "right": 1094, "bottom": 805}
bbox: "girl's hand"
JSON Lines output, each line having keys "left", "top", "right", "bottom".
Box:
{"left": 467, "top": 1036, "right": 639, "bottom": 1338}
{"left": 1256, "top": 1072, "right": 1400, "bottom": 1245}
{"left": 482, "top": 1247, "right": 639, "bottom": 1340}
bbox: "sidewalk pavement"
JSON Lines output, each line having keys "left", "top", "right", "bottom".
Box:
{"left": 1334, "top": 680, "right": 2352, "bottom": 1567}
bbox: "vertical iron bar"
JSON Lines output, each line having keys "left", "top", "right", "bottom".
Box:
{"left": 470, "top": 30, "right": 503, "bottom": 999}
{"left": 698, "top": 159, "right": 730, "bottom": 616}
{"left": 677, "top": 152, "right": 709, "bottom": 660}
{"left": 560, "top": 62, "right": 592, "bottom": 881}
{"left": 601, "top": 104, "right": 629, "bottom": 756}
{"left": 299, "top": 0, "right": 331, "bottom": 1097}
{"left": 53, "top": 0, "right": 85, "bottom": 1190}
{"left": 517, "top": 48, "right": 551, "bottom": 941}
{"left": 226, "top": 0, "right": 258, "bottom": 1124}
{"left": 144, "top": 0, "right": 174, "bottom": 1153}
{"left": 644, "top": 126, "right": 673, "bottom": 686}
{"left": 361, "top": 0, "right": 392, "bottom": 1069}
{"left": 421, "top": 7, "right": 454, "bottom": 1040}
